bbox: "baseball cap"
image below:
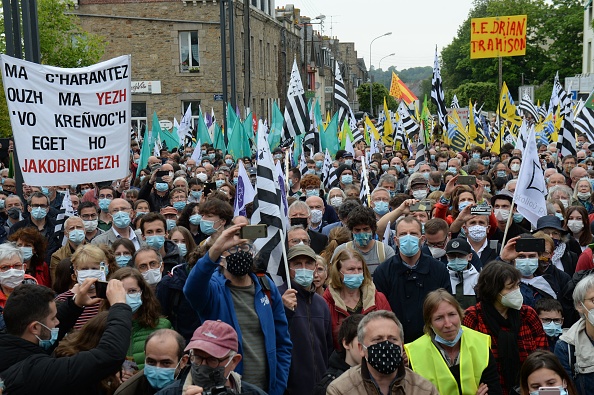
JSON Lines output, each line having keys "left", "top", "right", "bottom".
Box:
{"left": 247, "top": 167, "right": 257, "bottom": 176}
{"left": 446, "top": 238, "right": 472, "bottom": 255}
{"left": 160, "top": 206, "right": 177, "bottom": 216}
{"left": 287, "top": 245, "right": 316, "bottom": 261}
{"left": 185, "top": 320, "right": 238, "bottom": 357}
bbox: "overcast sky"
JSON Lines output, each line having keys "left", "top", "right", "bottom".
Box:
{"left": 283, "top": 0, "right": 475, "bottom": 70}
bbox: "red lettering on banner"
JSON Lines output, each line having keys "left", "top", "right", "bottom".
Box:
{"left": 96, "top": 89, "right": 127, "bottom": 105}
{"left": 21, "top": 155, "right": 118, "bottom": 173}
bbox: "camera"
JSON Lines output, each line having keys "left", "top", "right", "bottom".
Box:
{"left": 203, "top": 386, "right": 234, "bottom": 395}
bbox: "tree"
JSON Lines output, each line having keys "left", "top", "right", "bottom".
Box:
{"left": 0, "top": 0, "right": 106, "bottom": 136}
{"left": 446, "top": 82, "right": 499, "bottom": 110}
{"left": 441, "top": 0, "right": 582, "bottom": 110}
{"left": 356, "top": 83, "right": 398, "bottom": 115}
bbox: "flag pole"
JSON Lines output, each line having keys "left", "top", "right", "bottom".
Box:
{"left": 279, "top": 228, "right": 292, "bottom": 289}
{"left": 500, "top": 195, "right": 516, "bottom": 248}
{"left": 284, "top": 151, "right": 290, "bottom": 199}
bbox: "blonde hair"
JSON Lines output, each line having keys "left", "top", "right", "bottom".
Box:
{"left": 71, "top": 244, "right": 107, "bottom": 270}
{"left": 328, "top": 248, "right": 371, "bottom": 291}
{"left": 422, "top": 289, "right": 464, "bottom": 335}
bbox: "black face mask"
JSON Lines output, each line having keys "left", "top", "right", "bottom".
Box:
{"left": 191, "top": 364, "right": 227, "bottom": 389}
{"left": 7, "top": 207, "right": 21, "bottom": 220}
{"left": 225, "top": 251, "right": 253, "bottom": 277}
{"left": 364, "top": 340, "right": 403, "bottom": 375}
{"left": 290, "top": 217, "right": 308, "bottom": 228}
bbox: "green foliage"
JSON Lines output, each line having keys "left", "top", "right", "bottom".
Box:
{"left": 441, "top": 0, "right": 583, "bottom": 109}
{"left": 445, "top": 82, "right": 499, "bottom": 110}
{"left": 369, "top": 66, "right": 432, "bottom": 89}
{"left": 0, "top": 79, "right": 9, "bottom": 137}
{"left": 356, "top": 82, "right": 398, "bottom": 115}
{"left": 37, "top": 0, "right": 105, "bottom": 67}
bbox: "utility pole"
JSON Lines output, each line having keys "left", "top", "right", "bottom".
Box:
{"left": 219, "top": 0, "right": 228, "bottom": 143}
{"left": 243, "top": 0, "right": 251, "bottom": 110}
{"left": 228, "top": 0, "right": 237, "bottom": 111}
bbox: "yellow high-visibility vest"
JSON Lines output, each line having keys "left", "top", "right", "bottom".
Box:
{"left": 404, "top": 326, "right": 491, "bottom": 395}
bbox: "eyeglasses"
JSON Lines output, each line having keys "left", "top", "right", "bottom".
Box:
{"left": 226, "top": 243, "right": 254, "bottom": 254}
{"left": 190, "top": 353, "right": 231, "bottom": 368}
{"left": 426, "top": 239, "right": 448, "bottom": 249}
{"left": 0, "top": 263, "right": 24, "bottom": 272}
{"left": 137, "top": 261, "right": 161, "bottom": 272}
{"left": 30, "top": 204, "right": 48, "bottom": 209}
{"left": 81, "top": 214, "right": 98, "bottom": 220}
{"left": 127, "top": 290, "right": 142, "bottom": 296}
{"left": 541, "top": 318, "right": 563, "bottom": 325}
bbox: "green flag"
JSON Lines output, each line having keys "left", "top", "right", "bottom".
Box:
{"left": 269, "top": 102, "right": 284, "bottom": 150}
{"left": 227, "top": 119, "right": 245, "bottom": 159}
{"left": 322, "top": 112, "right": 339, "bottom": 156}
{"left": 242, "top": 112, "right": 254, "bottom": 156}
{"left": 585, "top": 90, "right": 594, "bottom": 110}
{"left": 137, "top": 130, "right": 151, "bottom": 176}
{"left": 314, "top": 100, "right": 324, "bottom": 134}
{"left": 151, "top": 112, "right": 179, "bottom": 150}
{"left": 213, "top": 123, "right": 226, "bottom": 153}
{"left": 197, "top": 110, "right": 212, "bottom": 145}
{"left": 340, "top": 119, "right": 355, "bottom": 150}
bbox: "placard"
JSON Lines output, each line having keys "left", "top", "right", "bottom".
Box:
{"left": 470, "top": 15, "right": 527, "bottom": 59}
{"left": 1, "top": 54, "right": 131, "bottom": 186}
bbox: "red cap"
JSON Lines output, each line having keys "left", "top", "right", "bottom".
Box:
{"left": 184, "top": 320, "right": 238, "bottom": 357}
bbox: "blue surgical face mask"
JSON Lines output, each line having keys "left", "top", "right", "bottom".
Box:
{"left": 31, "top": 207, "right": 47, "bottom": 220}
{"left": 353, "top": 232, "right": 372, "bottom": 247}
{"left": 306, "top": 189, "right": 319, "bottom": 197}
{"left": 513, "top": 212, "right": 524, "bottom": 223}
{"left": 447, "top": 167, "right": 457, "bottom": 174}
{"left": 200, "top": 219, "right": 219, "bottom": 235}
{"left": 155, "top": 182, "right": 169, "bottom": 192}
{"left": 20, "top": 246, "right": 33, "bottom": 261}
{"left": 458, "top": 201, "right": 471, "bottom": 212}
{"left": 112, "top": 211, "right": 131, "bottom": 228}
{"left": 177, "top": 243, "right": 187, "bottom": 258}
{"left": 341, "top": 174, "right": 353, "bottom": 185}
{"left": 395, "top": 165, "right": 403, "bottom": 173}
{"left": 225, "top": 159, "right": 234, "bottom": 166}
{"left": 190, "top": 190, "right": 202, "bottom": 200}
{"left": 496, "top": 170, "right": 507, "bottom": 178}
{"left": 555, "top": 212, "right": 564, "bottom": 221}
{"left": 398, "top": 235, "right": 420, "bottom": 257}
{"left": 233, "top": 177, "right": 238, "bottom": 185}
{"left": 68, "top": 229, "right": 85, "bottom": 245}
{"left": 315, "top": 160, "right": 324, "bottom": 169}
{"left": 430, "top": 155, "right": 436, "bottom": 161}
{"left": 166, "top": 219, "right": 177, "bottom": 231}
{"left": 381, "top": 164, "right": 389, "bottom": 171}
{"left": 215, "top": 180, "right": 225, "bottom": 188}
{"left": 144, "top": 363, "right": 178, "bottom": 390}
{"left": 542, "top": 321, "right": 563, "bottom": 337}
{"left": 515, "top": 257, "right": 539, "bottom": 276}
{"left": 98, "top": 198, "right": 111, "bottom": 212}
{"left": 447, "top": 257, "right": 468, "bottom": 272}
{"left": 472, "top": 153, "right": 480, "bottom": 159}
{"left": 434, "top": 327, "right": 463, "bottom": 347}
{"left": 342, "top": 273, "right": 364, "bottom": 289}
{"left": 482, "top": 159, "right": 491, "bottom": 166}
{"left": 126, "top": 292, "right": 143, "bottom": 313}
{"left": 116, "top": 255, "right": 131, "bottom": 268}
{"left": 173, "top": 201, "right": 187, "bottom": 211}
{"left": 189, "top": 214, "right": 202, "bottom": 226}
{"left": 373, "top": 201, "right": 389, "bottom": 215}
{"left": 41, "top": 187, "right": 49, "bottom": 197}
{"left": 344, "top": 159, "right": 353, "bottom": 166}
{"left": 293, "top": 268, "right": 314, "bottom": 287}
{"left": 35, "top": 321, "right": 59, "bottom": 350}
{"left": 145, "top": 235, "right": 166, "bottom": 250}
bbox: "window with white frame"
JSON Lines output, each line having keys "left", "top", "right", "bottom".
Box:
{"left": 180, "top": 31, "right": 200, "bottom": 71}
{"left": 131, "top": 102, "right": 147, "bottom": 139}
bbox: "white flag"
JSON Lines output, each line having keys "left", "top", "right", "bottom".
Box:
{"left": 515, "top": 126, "right": 547, "bottom": 227}
{"left": 345, "top": 133, "right": 355, "bottom": 158}
{"left": 178, "top": 104, "right": 193, "bottom": 144}
{"left": 191, "top": 139, "right": 202, "bottom": 163}
{"left": 233, "top": 161, "right": 256, "bottom": 217}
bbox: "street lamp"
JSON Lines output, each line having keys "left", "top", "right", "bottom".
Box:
{"left": 378, "top": 53, "right": 395, "bottom": 71}
{"left": 369, "top": 32, "right": 392, "bottom": 117}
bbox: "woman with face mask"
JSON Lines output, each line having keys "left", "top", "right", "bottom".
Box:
{"left": 520, "top": 350, "right": 578, "bottom": 395}
{"left": 571, "top": 178, "right": 594, "bottom": 214}
{"left": 405, "top": 289, "right": 502, "bottom": 395}
{"left": 102, "top": 267, "right": 172, "bottom": 373}
{"left": 323, "top": 248, "right": 391, "bottom": 350}
{"left": 509, "top": 156, "right": 522, "bottom": 179}
{"left": 0, "top": 243, "right": 38, "bottom": 308}
{"left": 176, "top": 202, "right": 207, "bottom": 246}
{"left": 9, "top": 227, "right": 50, "bottom": 287}
{"left": 553, "top": 273, "right": 594, "bottom": 394}
{"left": 564, "top": 206, "right": 593, "bottom": 252}
{"left": 463, "top": 261, "right": 548, "bottom": 394}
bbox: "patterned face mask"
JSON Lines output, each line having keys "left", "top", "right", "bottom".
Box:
{"left": 363, "top": 340, "right": 402, "bottom": 375}
{"left": 225, "top": 251, "right": 253, "bottom": 277}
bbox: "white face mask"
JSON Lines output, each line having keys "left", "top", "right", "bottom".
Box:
{"left": 428, "top": 246, "right": 446, "bottom": 259}
{"left": 581, "top": 302, "right": 594, "bottom": 326}
{"left": 196, "top": 173, "right": 208, "bottom": 182}
{"left": 83, "top": 220, "right": 98, "bottom": 232}
{"left": 412, "top": 190, "right": 427, "bottom": 200}
{"left": 500, "top": 288, "right": 523, "bottom": 310}
{"left": 142, "top": 267, "right": 162, "bottom": 285}
{"left": 510, "top": 163, "right": 520, "bottom": 172}
{"left": 76, "top": 269, "right": 106, "bottom": 285}
{"left": 467, "top": 225, "right": 488, "bottom": 242}
{"left": 567, "top": 220, "right": 584, "bottom": 233}
{"left": 0, "top": 268, "right": 25, "bottom": 289}
{"left": 494, "top": 209, "right": 510, "bottom": 221}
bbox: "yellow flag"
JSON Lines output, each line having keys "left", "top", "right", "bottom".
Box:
{"left": 498, "top": 82, "right": 521, "bottom": 128}
{"left": 364, "top": 116, "right": 381, "bottom": 141}
{"left": 447, "top": 109, "right": 468, "bottom": 153}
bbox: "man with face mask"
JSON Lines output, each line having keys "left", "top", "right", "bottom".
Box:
{"left": 462, "top": 213, "right": 499, "bottom": 267}
{"left": 138, "top": 164, "right": 175, "bottom": 212}
{"left": 326, "top": 310, "right": 438, "bottom": 395}
{"left": 331, "top": 206, "right": 395, "bottom": 274}
{"left": 92, "top": 198, "right": 146, "bottom": 251}
{"left": 288, "top": 201, "right": 328, "bottom": 254}
{"left": 3, "top": 195, "right": 24, "bottom": 235}
{"left": 279, "top": 245, "right": 333, "bottom": 395}
{"left": 408, "top": 174, "right": 429, "bottom": 201}
{"left": 50, "top": 216, "right": 86, "bottom": 283}
{"left": 158, "top": 320, "right": 266, "bottom": 395}
{"left": 373, "top": 217, "right": 451, "bottom": 343}
{"left": 183, "top": 224, "right": 292, "bottom": 395}
{"left": 115, "top": 329, "right": 189, "bottom": 395}
{"left": 0, "top": 280, "right": 132, "bottom": 393}
{"left": 444, "top": 238, "right": 479, "bottom": 309}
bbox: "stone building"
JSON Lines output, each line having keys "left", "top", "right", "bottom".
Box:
{"left": 73, "top": 0, "right": 302, "bottom": 133}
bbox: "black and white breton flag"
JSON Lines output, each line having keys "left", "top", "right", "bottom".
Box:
{"left": 554, "top": 76, "right": 577, "bottom": 157}
{"left": 335, "top": 61, "right": 351, "bottom": 130}
{"left": 323, "top": 149, "right": 337, "bottom": 189}
{"left": 538, "top": 102, "right": 548, "bottom": 122}
{"left": 350, "top": 108, "right": 363, "bottom": 144}
{"left": 518, "top": 94, "right": 538, "bottom": 124}
{"left": 303, "top": 102, "right": 319, "bottom": 154}
{"left": 575, "top": 106, "right": 594, "bottom": 143}
{"left": 299, "top": 150, "right": 308, "bottom": 176}
{"left": 282, "top": 59, "right": 308, "bottom": 146}
{"left": 55, "top": 189, "right": 75, "bottom": 245}
{"left": 431, "top": 46, "right": 448, "bottom": 131}
{"left": 451, "top": 94, "right": 460, "bottom": 109}
{"left": 252, "top": 120, "right": 286, "bottom": 285}
{"left": 359, "top": 161, "right": 371, "bottom": 207}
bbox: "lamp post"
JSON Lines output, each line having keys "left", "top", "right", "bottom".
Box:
{"left": 369, "top": 32, "right": 392, "bottom": 117}
{"left": 378, "top": 53, "right": 395, "bottom": 71}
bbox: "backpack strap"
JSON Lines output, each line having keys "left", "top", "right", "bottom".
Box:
{"left": 569, "top": 343, "right": 577, "bottom": 379}
{"left": 377, "top": 241, "right": 386, "bottom": 263}
{"left": 256, "top": 272, "right": 272, "bottom": 301}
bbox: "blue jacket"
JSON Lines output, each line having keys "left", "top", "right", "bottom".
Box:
{"left": 183, "top": 253, "right": 292, "bottom": 395}
{"left": 554, "top": 338, "right": 594, "bottom": 395}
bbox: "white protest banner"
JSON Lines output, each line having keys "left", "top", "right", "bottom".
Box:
{"left": 1, "top": 54, "right": 131, "bottom": 186}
